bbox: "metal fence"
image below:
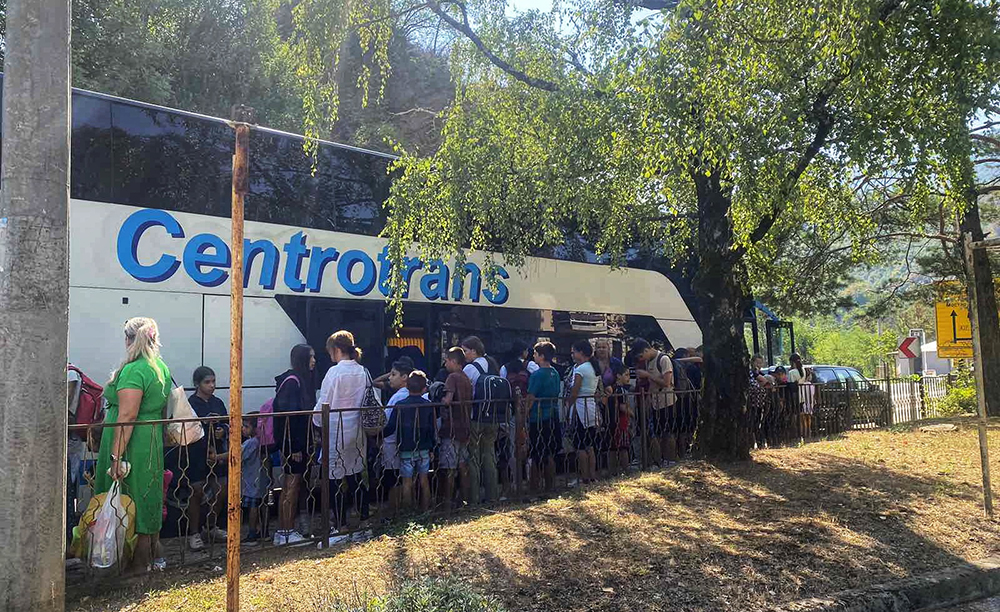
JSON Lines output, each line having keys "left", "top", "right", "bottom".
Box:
{"left": 64, "top": 376, "right": 953, "bottom": 586}
{"left": 65, "top": 389, "right": 700, "bottom": 585}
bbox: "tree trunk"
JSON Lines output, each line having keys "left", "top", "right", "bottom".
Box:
{"left": 691, "top": 169, "right": 754, "bottom": 462}
{"left": 0, "top": 1, "right": 71, "bottom": 611}
{"left": 960, "top": 198, "right": 1000, "bottom": 417}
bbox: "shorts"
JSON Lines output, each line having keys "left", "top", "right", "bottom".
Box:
{"left": 573, "top": 426, "right": 598, "bottom": 451}
{"left": 529, "top": 420, "right": 561, "bottom": 462}
{"left": 438, "top": 439, "right": 470, "bottom": 470}
{"left": 241, "top": 496, "right": 262, "bottom": 509}
{"left": 399, "top": 450, "right": 431, "bottom": 478}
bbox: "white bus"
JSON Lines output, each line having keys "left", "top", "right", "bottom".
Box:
{"left": 33, "top": 82, "right": 701, "bottom": 407}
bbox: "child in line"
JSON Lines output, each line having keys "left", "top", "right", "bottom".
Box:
{"left": 604, "top": 361, "right": 634, "bottom": 475}
{"left": 382, "top": 358, "right": 415, "bottom": 515}
{"left": 383, "top": 371, "right": 436, "bottom": 511}
{"left": 440, "top": 347, "right": 473, "bottom": 508}
{"left": 241, "top": 418, "right": 264, "bottom": 544}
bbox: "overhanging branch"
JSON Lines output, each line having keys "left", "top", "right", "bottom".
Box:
{"left": 428, "top": 0, "right": 560, "bottom": 92}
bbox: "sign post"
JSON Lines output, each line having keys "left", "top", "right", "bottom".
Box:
{"left": 962, "top": 233, "right": 993, "bottom": 519}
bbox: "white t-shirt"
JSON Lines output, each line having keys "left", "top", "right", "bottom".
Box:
{"left": 463, "top": 356, "right": 490, "bottom": 386}
{"left": 313, "top": 359, "right": 369, "bottom": 478}
{"left": 573, "top": 361, "right": 600, "bottom": 427}
{"left": 499, "top": 360, "right": 539, "bottom": 379}
{"left": 381, "top": 386, "right": 409, "bottom": 469}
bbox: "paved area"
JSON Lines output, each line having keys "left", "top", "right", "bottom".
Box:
{"left": 930, "top": 596, "right": 1000, "bottom": 611}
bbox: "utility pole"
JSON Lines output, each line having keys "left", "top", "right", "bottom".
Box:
{"left": 0, "top": 1, "right": 72, "bottom": 611}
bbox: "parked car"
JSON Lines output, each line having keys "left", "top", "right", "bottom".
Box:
{"left": 765, "top": 364, "right": 891, "bottom": 433}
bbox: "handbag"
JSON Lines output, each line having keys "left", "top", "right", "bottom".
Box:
{"left": 164, "top": 379, "right": 206, "bottom": 447}
{"left": 360, "top": 368, "right": 386, "bottom": 436}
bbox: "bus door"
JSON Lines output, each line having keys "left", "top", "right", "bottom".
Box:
{"left": 304, "top": 298, "right": 385, "bottom": 379}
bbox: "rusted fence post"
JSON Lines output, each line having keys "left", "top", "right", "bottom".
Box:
{"left": 321, "top": 403, "right": 331, "bottom": 548}
{"left": 227, "top": 104, "right": 253, "bottom": 612}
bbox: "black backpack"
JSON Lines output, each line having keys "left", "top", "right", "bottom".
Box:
{"left": 427, "top": 381, "right": 448, "bottom": 404}
{"left": 672, "top": 358, "right": 693, "bottom": 392}
{"left": 470, "top": 360, "right": 512, "bottom": 423}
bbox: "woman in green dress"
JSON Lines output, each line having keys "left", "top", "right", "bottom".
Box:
{"left": 94, "top": 316, "right": 171, "bottom": 572}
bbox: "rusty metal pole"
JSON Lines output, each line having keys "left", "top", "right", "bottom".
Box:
{"left": 227, "top": 105, "right": 253, "bottom": 612}
{"left": 963, "top": 233, "right": 994, "bottom": 519}
{"left": 321, "top": 403, "right": 331, "bottom": 548}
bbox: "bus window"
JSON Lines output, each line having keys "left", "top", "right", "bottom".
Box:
{"left": 71, "top": 95, "right": 113, "bottom": 202}
{"left": 110, "top": 102, "right": 232, "bottom": 215}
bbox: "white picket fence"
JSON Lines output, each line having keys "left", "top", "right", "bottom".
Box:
{"left": 874, "top": 375, "right": 950, "bottom": 424}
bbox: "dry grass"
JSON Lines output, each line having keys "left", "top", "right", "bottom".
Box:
{"left": 68, "top": 417, "right": 1000, "bottom": 612}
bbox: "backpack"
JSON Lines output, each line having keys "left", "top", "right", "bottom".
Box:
{"left": 68, "top": 365, "right": 105, "bottom": 448}
{"left": 672, "top": 358, "right": 693, "bottom": 392}
{"left": 258, "top": 374, "right": 299, "bottom": 448}
{"left": 471, "top": 360, "right": 512, "bottom": 423}
{"left": 427, "top": 381, "right": 448, "bottom": 404}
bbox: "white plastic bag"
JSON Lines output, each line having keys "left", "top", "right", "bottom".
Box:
{"left": 166, "top": 384, "right": 205, "bottom": 447}
{"left": 89, "top": 481, "right": 128, "bottom": 569}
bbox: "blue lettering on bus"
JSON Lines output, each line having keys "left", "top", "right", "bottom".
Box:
{"left": 483, "top": 266, "right": 510, "bottom": 305}
{"left": 420, "top": 260, "right": 449, "bottom": 301}
{"left": 116, "top": 209, "right": 511, "bottom": 303}
{"left": 306, "top": 246, "right": 339, "bottom": 293}
{"left": 244, "top": 239, "right": 279, "bottom": 290}
{"left": 451, "top": 263, "right": 482, "bottom": 303}
{"left": 337, "top": 249, "right": 378, "bottom": 296}
{"left": 183, "top": 233, "right": 231, "bottom": 287}
{"left": 282, "top": 232, "right": 309, "bottom": 293}
{"left": 116, "top": 208, "right": 184, "bottom": 283}
{"left": 377, "top": 246, "right": 392, "bottom": 297}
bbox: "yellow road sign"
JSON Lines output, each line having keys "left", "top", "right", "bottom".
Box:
{"left": 935, "top": 302, "right": 973, "bottom": 359}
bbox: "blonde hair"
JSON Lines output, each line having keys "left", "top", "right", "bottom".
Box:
{"left": 327, "top": 330, "right": 362, "bottom": 361}
{"left": 111, "top": 317, "right": 166, "bottom": 389}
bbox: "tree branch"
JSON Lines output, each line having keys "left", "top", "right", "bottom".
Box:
{"left": 971, "top": 133, "right": 1000, "bottom": 148}
{"left": 614, "top": 0, "right": 680, "bottom": 9}
{"left": 428, "top": 0, "right": 560, "bottom": 92}
{"left": 740, "top": 0, "right": 904, "bottom": 252}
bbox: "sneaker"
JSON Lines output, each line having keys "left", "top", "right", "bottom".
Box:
{"left": 351, "top": 529, "right": 373, "bottom": 543}
{"left": 285, "top": 531, "right": 308, "bottom": 545}
{"left": 272, "top": 531, "right": 288, "bottom": 546}
{"left": 242, "top": 531, "right": 261, "bottom": 546}
{"left": 320, "top": 534, "right": 350, "bottom": 549}
{"left": 152, "top": 558, "right": 167, "bottom": 571}
{"left": 188, "top": 534, "right": 206, "bottom": 551}
{"left": 208, "top": 527, "right": 228, "bottom": 541}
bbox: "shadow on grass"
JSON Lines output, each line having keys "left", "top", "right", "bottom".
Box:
{"left": 67, "top": 452, "right": 996, "bottom": 612}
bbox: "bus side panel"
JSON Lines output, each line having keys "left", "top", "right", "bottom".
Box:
{"left": 202, "top": 295, "right": 306, "bottom": 412}
{"left": 69, "top": 287, "right": 203, "bottom": 387}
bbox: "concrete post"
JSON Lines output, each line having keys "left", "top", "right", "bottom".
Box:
{"left": 0, "top": 1, "right": 72, "bottom": 611}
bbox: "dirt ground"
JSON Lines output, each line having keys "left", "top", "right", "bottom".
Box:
{"left": 67, "top": 417, "right": 1000, "bottom": 612}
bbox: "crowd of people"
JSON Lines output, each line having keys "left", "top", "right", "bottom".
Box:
{"left": 70, "top": 316, "right": 710, "bottom": 573}
{"left": 748, "top": 352, "right": 819, "bottom": 446}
